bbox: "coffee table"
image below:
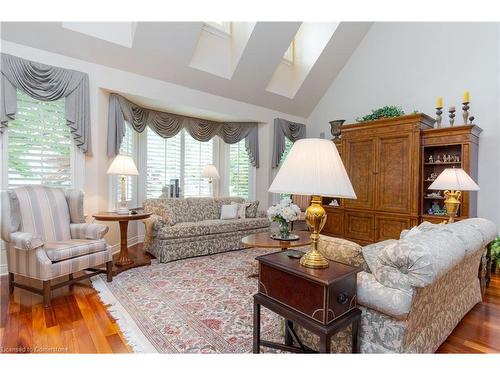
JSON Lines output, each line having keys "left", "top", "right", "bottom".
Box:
{"left": 241, "top": 231, "right": 312, "bottom": 277}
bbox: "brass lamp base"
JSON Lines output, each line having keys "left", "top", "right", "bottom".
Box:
{"left": 443, "top": 190, "right": 461, "bottom": 224}
{"left": 300, "top": 195, "right": 329, "bottom": 269}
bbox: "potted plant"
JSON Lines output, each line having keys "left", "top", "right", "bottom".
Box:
{"left": 356, "top": 105, "right": 406, "bottom": 122}
{"left": 491, "top": 236, "right": 500, "bottom": 273}
{"left": 267, "top": 198, "right": 301, "bottom": 239}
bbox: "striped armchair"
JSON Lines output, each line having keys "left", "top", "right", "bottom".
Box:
{"left": 1, "top": 186, "right": 113, "bottom": 307}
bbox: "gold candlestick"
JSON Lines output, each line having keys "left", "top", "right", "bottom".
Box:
{"left": 462, "top": 102, "right": 470, "bottom": 125}
{"left": 435, "top": 107, "right": 443, "bottom": 128}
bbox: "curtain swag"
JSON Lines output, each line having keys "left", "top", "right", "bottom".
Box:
{"left": 107, "top": 93, "right": 260, "bottom": 167}
{"left": 0, "top": 53, "right": 92, "bottom": 155}
{"left": 272, "top": 118, "right": 306, "bottom": 168}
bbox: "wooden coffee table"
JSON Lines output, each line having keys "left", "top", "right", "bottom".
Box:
{"left": 241, "top": 231, "right": 312, "bottom": 277}
{"left": 93, "top": 211, "right": 151, "bottom": 275}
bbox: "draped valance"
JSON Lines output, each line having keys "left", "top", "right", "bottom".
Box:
{"left": 0, "top": 53, "right": 92, "bottom": 155}
{"left": 272, "top": 118, "right": 306, "bottom": 168}
{"left": 107, "top": 93, "right": 260, "bottom": 167}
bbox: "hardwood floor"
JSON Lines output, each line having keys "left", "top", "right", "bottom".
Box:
{"left": 1, "top": 245, "right": 499, "bottom": 354}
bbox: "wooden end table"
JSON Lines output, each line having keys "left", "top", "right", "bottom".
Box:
{"left": 93, "top": 211, "right": 152, "bottom": 275}
{"left": 253, "top": 251, "right": 362, "bottom": 353}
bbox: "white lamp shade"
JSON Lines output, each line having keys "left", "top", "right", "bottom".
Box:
{"left": 269, "top": 138, "right": 356, "bottom": 198}
{"left": 201, "top": 164, "right": 220, "bottom": 179}
{"left": 428, "top": 168, "right": 479, "bottom": 191}
{"left": 107, "top": 154, "right": 139, "bottom": 176}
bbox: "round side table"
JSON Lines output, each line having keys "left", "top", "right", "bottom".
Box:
{"left": 93, "top": 212, "right": 152, "bottom": 273}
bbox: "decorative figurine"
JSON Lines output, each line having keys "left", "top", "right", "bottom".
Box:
{"left": 435, "top": 155, "right": 441, "bottom": 163}
{"left": 329, "top": 120, "right": 345, "bottom": 140}
{"left": 462, "top": 101, "right": 470, "bottom": 125}
{"left": 449, "top": 106, "right": 456, "bottom": 126}
{"left": 428, "top": 208, "right": 434, "bottom": 215}
{"left": 428, "top": 155, "right": 434, "bottom": 163}
{"left": 431, "top": 201, "right": 441, "bottom": 213}
{"left": 330, "top": 199, "right": 339, "bottom": 207}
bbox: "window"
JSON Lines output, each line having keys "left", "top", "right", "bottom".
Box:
{"left": 280, "top": 137, "right": 294, "bottom": 165}
{"left": 203, "top": 22, "right": 231, "bottom": 38}
{"left": 6, "top": 91, "right": 71, "bottom": 188}
{"left": 228, "top": 139, "right": 251, "bottom": 198}
{"left": 283, "top": 39, "right": 295, "bottom": 64}
{"left": 145, "top": 129, "right": 214, "bottom": 198}
{"left": 116, "top": 123, "right": 136, "bottom": 204}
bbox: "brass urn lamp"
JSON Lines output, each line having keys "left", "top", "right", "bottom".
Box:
{"left": 428, "top": 167, "right": 480, "bottom": 223}
{"left": 269, "top": 139, "right": 356, "bottom": 269}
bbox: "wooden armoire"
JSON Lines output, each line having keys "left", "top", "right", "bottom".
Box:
{"left": 321, "top": 113, "right": 481, "bottom": 245}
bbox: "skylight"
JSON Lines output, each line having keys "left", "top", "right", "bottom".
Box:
{"left": 203, "top": 22, "right": 231, "bottom": 38}
{"left": 61, "top": 22, "right": 137, "bottom": 48}
{"left": 283, "top": 39, "right": 295, "bottom": 64}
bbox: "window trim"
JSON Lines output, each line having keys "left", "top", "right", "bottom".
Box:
{"left": 283, "top": 39, "right": 295, "bottom": 65}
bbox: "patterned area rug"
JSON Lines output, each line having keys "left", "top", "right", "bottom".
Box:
{"left": 93, "top": 248, "right": 287, "bottom": 353}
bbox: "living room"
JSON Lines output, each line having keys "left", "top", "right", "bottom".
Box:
{"left": 1, "top": 0, "right": 500, "bottom": 373}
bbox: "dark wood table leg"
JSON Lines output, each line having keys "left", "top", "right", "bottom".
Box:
{"left": 116, "top": 220, "right": 133, "bottom": 266}
{"left": 486, "top": 243, "right": 492, "bottom": 287}
{"left": 284, "top": 319, "right": 294, "bottom": 346}
{"left": 352, "top": 319, "right": 360, "bottom": 353}
{"left": 253, "top": 298, "right": 261, "bottom": 353}
{"left": 319, "top": 334, "right": 331, "bottom": 353}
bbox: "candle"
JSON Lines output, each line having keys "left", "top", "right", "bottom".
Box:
{"left": 436, "top": 97, "right": 443, "bottom": 108}
{"left": 463, "top": 91, "right": 470, "bottom": 103}
{"left": 449, "top": 106, "right": 455, "bottom": 111}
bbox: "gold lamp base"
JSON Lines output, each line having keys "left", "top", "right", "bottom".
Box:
{"left": 443, "top": 190, "right": 461, "bottom": 224}
{"left": 300, "top": 195, "right": 329, "bottom": 269}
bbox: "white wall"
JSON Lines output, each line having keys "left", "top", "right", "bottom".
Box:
{"left": 0, "top": 40, "right": 306, "bottom": 274}
{"left": 307, "top": 22, "right": 500, "bottom": 227}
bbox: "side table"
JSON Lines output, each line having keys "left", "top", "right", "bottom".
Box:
{"left": 253, "top": 251, "right": 362, "bottom": 353}
{"left": 93, "top": 211, "right": 152, "bottom": 275}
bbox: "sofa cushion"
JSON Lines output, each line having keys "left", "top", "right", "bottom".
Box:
{"left": 245, "top": 201, "right": 259, "bottom": 218}
{"left": 199, "top": 218, "right": 269, "bottom": 235}
{"left": 45, "top": 239, "right": 107, "bottom": 262}
{"left": 457, "top": 218, "right": 497, "bottom": 246}
{"left": 362, "top": 239, "right": 398, "bottom": 273}
{"left": 157, "top": 222, "right": 210, "bottom": 239}
{"left": 357, "top": 271, "right": 414, "bottom": 320}
{"left": 185, "top": 197, "right": 219, "bottom": 221}
{"left": 220, "top": 204, "right": 239, "bottom": 220}
{"left": 318, "top": 235, "right": 367, "bottom": 271}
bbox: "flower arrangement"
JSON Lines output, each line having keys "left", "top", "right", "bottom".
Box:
{"left": 267, "top": 197, "right": 301, "bottom": 238}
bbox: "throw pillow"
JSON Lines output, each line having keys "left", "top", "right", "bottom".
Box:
{"left": 245, "top": 200, "right": 259, "bottom": 218}
{"left": 232, "top": 201, "right": 249, "bottom": 219}
{"left": 318, "top": 235, "right": 368, "bottom": 271}
{"left": 220, "top": 204, "right": 239, "bottom": 220}
{"left": 362, "top": 239, "right": 398, "bottom": 273}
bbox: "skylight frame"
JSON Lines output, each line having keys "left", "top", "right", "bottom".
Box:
{"left": 203, "top": 22, "right": 232, "bottom": 38}
{"left": 283, "top": 39, "right": 295, "bottom": 65}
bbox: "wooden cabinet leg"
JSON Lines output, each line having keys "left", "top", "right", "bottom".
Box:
{"left": 319, "top": 334, "right": 331, "bottom": 353}
{"left": 253, "top": 299, "right": 261, "bottom": 353}
{"left": 106, "top": 261, "right": 113, "bottom": 282}
{"left": 8, "top": 273, "right": 14, "bottom": 294}
{"left": 352, "top": 319, "right": 360, "bottom": 353}
{"left": 43, "top": 280, "right": 51, "bottom": 308}
{"left": 284, "top": 319, "right": 294, "bottom": 346}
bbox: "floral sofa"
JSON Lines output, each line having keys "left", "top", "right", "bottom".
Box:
{"left": 143, "top": 197, "right": 269, "bottom": 263}
{"left": 292, "top": 218, "right": 496, "bottom": 353}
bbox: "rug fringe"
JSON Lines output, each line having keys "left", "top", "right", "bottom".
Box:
{"left": 91, "top": 276, "right": 158, "bottom": 353}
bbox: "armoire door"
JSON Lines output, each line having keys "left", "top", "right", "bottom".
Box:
{"left": 374, "top": 133, "right": 413, "bottom": 213}
{"left": 343, "top": 138, "right": 375, "bottom": 210}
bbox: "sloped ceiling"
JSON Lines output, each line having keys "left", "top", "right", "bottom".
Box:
{"left": 0, "top": 22, "right": 372, "bottom": 117}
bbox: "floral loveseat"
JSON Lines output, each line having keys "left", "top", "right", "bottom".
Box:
{"left": 293, "top": 218, "right": 496, "bottom": 353}
{"left": 143, "top": 197, "right": 269, "bottom": 263}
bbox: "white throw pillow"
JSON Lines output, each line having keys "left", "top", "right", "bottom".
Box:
{"left": 220, "top": 204, "right": 239, "bottom": 220}
{"left": 232, "top": 201, "right": 249, "bottom": 219}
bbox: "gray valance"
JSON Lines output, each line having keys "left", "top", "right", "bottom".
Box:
{"left": 108, "top": 93, "right": 260, "bottom": 167}
{"left": 272, "top": 118, "right": 306, "bottom": 168}
{"left": 0, "top": 53, "right": 92, "bottom": 155}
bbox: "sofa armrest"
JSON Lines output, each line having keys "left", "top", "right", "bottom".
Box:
{"left": 70, "top": 223, "right": 109, "bottom": 240}
{"left": 10, "top": 232, "right": 45, "bottom": 251}
{"left": 357, "top": 271, "right": 414, "bottom": 320}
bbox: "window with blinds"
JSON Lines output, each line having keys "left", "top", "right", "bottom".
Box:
{"left": 280, "top": 137, "right": 294, "bottom": 166}
{"left": 228, "top": 139, "right": 250, "bottom": 198}
{"left": 145, "top": 129, "right": 213, "bottom": 198}
{"left": 116, "top": 123, "right": 135, "bottom": 203}
{"left": 7, "top": 91, "right": 71, "bottom": 188}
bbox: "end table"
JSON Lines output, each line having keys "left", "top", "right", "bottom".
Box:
{"left": 93, "top": 211, "right": 151, "bottom": 275}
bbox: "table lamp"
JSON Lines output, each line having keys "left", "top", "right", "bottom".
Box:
{"left": 269, "top": 138, "right": 356, "bottom": 269}
{"left": 428, "top": 167, "right": 479, "bottom": 223}
{"left": 201, "top": 164, "right": 220, "bottom": 184}
{"left": 107, "top": 154, "right": 139, "bottom": 214}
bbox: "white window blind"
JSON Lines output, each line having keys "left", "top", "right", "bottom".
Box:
{"left": 7, "top": 91, "right": 71, "bottom": 189}
{"left": 116, "top": 123, "right": 135, "bottom": 203}
{"left": 145, "top": 129, "right": 213, "bottom": 198}
{"left": 228, "top": 139, "right": 250, "bottom": 198}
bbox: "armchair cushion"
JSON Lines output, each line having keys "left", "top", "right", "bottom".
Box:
{"left": 45, "top": 239, "right": 108, "bottom": 262}
{"left": 70, "top": 223, "right": 108, "bottom": 240}
{"left": 65, "top": 189, "right": 85, "bottom": 223}
{"left": 10, "top": 231, "right": 45, "bottom": 251}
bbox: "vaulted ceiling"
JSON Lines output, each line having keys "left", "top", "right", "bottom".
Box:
{"left": 0, "top": 22, "right": 372, "bottom": 117}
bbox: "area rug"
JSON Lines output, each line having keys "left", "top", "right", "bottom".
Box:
{"left": 92, "top": 248, "right": 288, "bottom": 353}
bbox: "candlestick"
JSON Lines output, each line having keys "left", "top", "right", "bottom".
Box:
{"left": 448, "top": 107, "right": 456, "bottom": 127}
{"left": 435, "top": 107, "right": 443, "bottom": 128}
{"left": 462, "top": 102, "right": 470, "bottom": 125}
{"left": 463, "top": 91, "right": 470, "bottom": 103}
{"left": 469, "top": 116, "right": 475, "bottom": 124}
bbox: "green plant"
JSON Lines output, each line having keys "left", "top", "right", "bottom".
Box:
{"left": 491, "top": 236, "right": 500, "bottom": 263}
{"left": 356, "top": 105, "right": 405, "bottom": 122}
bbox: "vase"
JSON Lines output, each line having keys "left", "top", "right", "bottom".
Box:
{"left": 278, "top": 221, "right": 291, "bottom": 239}
{"left": 329, "top": 119, "right": 345, "bottom": 140}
